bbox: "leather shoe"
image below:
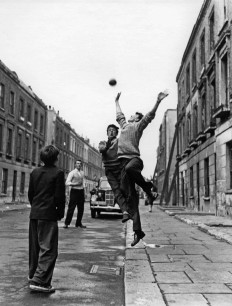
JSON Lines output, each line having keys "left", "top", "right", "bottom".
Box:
{"left": 131, "top": 231, "right": 145, "bottom": 247}
{"left": 122, "top": 212, "right": 131, "bottom": 223}
{"left": 75, "top": 224, "right": 87, "bottom": 228}
{"left": 63, "top": 225, "right": 68, "bottom": 229}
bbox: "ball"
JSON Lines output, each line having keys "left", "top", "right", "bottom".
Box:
{"left": 109, "top": 79, "right": 117, "bottom": 86}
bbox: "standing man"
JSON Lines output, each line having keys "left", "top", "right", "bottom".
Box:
{"left": 63, "top": 159, "right": 86, "bottom": 229}
{"left": 115, "top": 90, "right": 168, "bottom": 246}
{"left": 28, "top": 145, "right": 65, "bottom": 293}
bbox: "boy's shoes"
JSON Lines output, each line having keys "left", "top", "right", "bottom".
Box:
{"left": 63, "top": 225, "right": 68, "bottom": 229}
{"left": 131, "top": 231, "right": 145, "bottom": 247}
{"left": 75, "top": 224, "right": 87, "bottom": 228}
{"left": 28, "top": 276, "right": 33, "bottom": 282}
{"left": 29, "top": 282, "right": 55, "bottom": 293}
{"left": 122, "top": 212, "right": 131, "bottom": 223}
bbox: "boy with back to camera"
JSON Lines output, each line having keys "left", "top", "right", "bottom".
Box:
{"left": 28, "top": 145, "right": 66, "bottom": 293}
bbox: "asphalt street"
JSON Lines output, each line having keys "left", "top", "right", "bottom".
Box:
{"left": 0, "top": 205, "right": 125, "bottom": 306}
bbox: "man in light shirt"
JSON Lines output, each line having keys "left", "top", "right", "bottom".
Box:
{"left": 63, "top": 159, "right": 86, "bottom": 229}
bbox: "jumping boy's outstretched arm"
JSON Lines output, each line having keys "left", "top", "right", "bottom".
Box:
{"left": 115, "top": 92, "right": 122, "bottom": 114}
{"left": 115, "top": 92, "right": 127, "bottom": 129}
{"left": 150, "top": 90, "right": 169, "bottom": 117}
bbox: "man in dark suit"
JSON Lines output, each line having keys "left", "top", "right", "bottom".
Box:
{"left": 28, "top": 145, "right": 65, "bottom": 293}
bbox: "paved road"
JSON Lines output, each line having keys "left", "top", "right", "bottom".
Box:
{"left": 0, "top": 205, "right": 125, "bottom": 306}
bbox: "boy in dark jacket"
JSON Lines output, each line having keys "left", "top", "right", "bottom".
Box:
{"left": 28, "top": 145, "right": 65, "bottom": 293}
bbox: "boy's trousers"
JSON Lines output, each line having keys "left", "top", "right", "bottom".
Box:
{"left": 29, "top": 219, "right": 58, "bottom": 286}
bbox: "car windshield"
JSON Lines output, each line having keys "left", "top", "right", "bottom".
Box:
{"left": 100, "top": 179, "right": 111, "bottom": 189}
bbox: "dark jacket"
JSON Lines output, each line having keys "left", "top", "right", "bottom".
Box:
{"left": 28, "top": 165, "right": 66, "bottom": 220}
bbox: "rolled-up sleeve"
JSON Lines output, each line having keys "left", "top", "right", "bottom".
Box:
{"left": 65, "top": 171, "right": 73, "bottom": 186}
{"left": 137, "top": 111, "right": 155, "bottom": 132}
{"left": 116, "top": 112, "right": 127, "bottom": 129}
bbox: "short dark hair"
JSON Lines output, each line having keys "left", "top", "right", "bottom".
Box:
{"left": 135, "top": 112, "right": 144, "bottom": 121}
{"left": 75, "top": 159, "right": 82, "bottom": 163}
{"left": 107, "top": 124, "right": 119, "bottom": 135}
{"left": 40, "top": 145, "right": 59, "bottom": 166}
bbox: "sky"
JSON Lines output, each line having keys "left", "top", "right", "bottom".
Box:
{"left": 0, "top": 0, "right": 204, "bottom": 178}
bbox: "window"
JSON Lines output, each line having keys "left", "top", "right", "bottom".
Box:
{"left": 181, "top": 80, "right": 185, "bottom": 104}
{"left": 186, "top": 64, "right": 190, "bottom": 97}
{"left": 60, "top": 130, "right": 63, "bottom": 145}
{"left": 34, "top": 110, "right": 38, "bottom": 130}
{"left": 56, "top": 127, "right": 59, "bottom": 143}
{"left": 204, "top": 158, "right": 209, "bottom": 197}
{"left": 40, "top": 114, "right": 44, "bottom": 134}
{"left": 220, "top": 52, "right": 228, "bottom": 106}
{"left": 27, "top": 103, "right": 32, "bottom": 123}
{"left": 179, "top": 126, "right": 182, "bottom": 154}
{"left": 9, "top": 91, "right": 15, "bottom": 115}
{"left": 187, "top": 114, "right": 191, "bottom": 143}
{"left": 200, "top": 31, "right": 205, "bottom": 68}
{"left": 228, "top": 144, "right": 232, "bottom": 189}
{"left": 182, "top": 121, "right": 185, "bottom": 150}
{"left": 19, "top": 98, "right": 25, "bottom": 119}
{"left": 0, "top": 83, "right": 5, "bottom": 109}
{"left": 6, "top": 128, "right": 13, "bottom": 156}
{"left": 209, "top": 77, "right": 216, "bottom": 112}
{"left": 16, "top": 130, "right": 23, "bottom": 159}
{"left": 190, "top": 166, "right": 194, "bottom": 197}
{"left": 0, "top": 123, "right": 3, "bottom": 152}
{"left": 192, "top": 50, "right": 197, "bottom": 86}
{"left": 32, "top": 139, "right": 37, "bottom": 163}
{"left": 201, "top": 90, "right": 206, "bottom": 131}
{"left": 1, "top": 168, "right": 8, "bottom": 194}
{"left": 20, "top": 172, "right": 25, "bottom": 194}
{"left": 209, "top": 10, "right": 215, "bottom": 52}
{"left": 193, "top": 105, "right": 198, "bottom": 139}
{"left": 25, "top": 134, "right": 30, "bottom": 161}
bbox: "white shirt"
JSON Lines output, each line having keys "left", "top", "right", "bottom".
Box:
{"left": 65, "top": 169, "right": 85, "bottom": 190}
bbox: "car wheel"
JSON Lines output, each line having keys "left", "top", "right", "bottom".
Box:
{"left": 91, "top": 209, "right": 96, "bottom": 218}
{"left": 97, "top": 211, "right": 101, "bottom": 218}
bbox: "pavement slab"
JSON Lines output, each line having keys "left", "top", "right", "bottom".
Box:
{"left": 149, "top": 254, "right": 171, "bottom": 263}
{"left": 147, "top": 247, "right": 185, "bottom": 255}
{"left": 205, "top": 254, "right": 232, "bottom": 262}
{"left": 159, "top": 283, "right": 232, "bottom": 294}
{"left": 167, "top": 254, "right": 211, "bottom": 262}
{"left": 152, "top": 262, "right": 194, "bottom": 272}
{"left": 204, "top": 294, "right": 232, "bottom": 306}
{"left": 186, "top": 270, "right": 232, "bottom": 283}
{"left": 125, "top": 260, "right": 155, "bottom": 283}
{"left": 165, "top": 293, "right": 208, "bottom": 306}
{"left": 125, "top": 249, "right": 147, "bottom": 260}
{"left": 125, "top": 283, "right": 166, "bottom": 306}
{"left": 189, "top": 262, "right": 232, "bottom": 272}
{"left": 155, "top": 271, "right": 192, "bottom": 283}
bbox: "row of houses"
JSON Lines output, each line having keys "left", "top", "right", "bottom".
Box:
{"left": 0, "top": 60, "right": 104, "bottom": 204}
{"left": 155, "top": 0, "right": 232, "bottom": 217}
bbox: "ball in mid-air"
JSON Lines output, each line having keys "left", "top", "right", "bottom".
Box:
{"left": 109, "top": 79, "right": 117, "bottom": 86}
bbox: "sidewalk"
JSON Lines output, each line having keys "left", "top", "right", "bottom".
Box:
{"left": 0, "top": 202, "right": 30, "bottom": 213}
{"left": 125, "top": 201, "right": 232, "bottom": 306}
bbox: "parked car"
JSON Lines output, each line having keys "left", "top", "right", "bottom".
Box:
{"left": 90, "top": 176, "right": 121, "bottom": 218}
